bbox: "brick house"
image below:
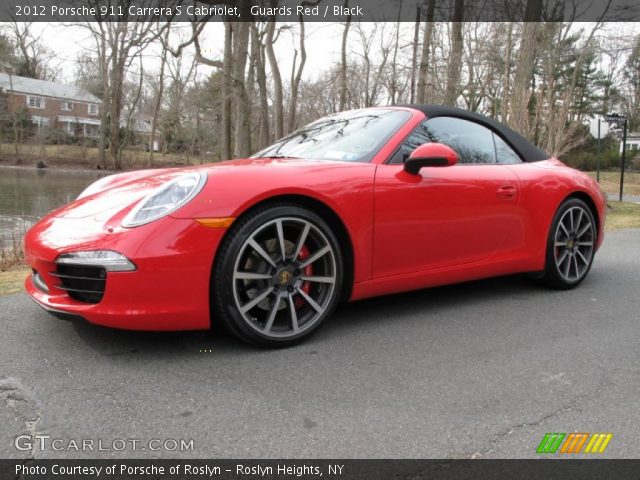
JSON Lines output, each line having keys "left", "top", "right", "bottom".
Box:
{"left": 0, "top": 73, "right": 102, "bottom": 138}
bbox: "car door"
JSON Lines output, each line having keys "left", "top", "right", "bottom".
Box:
{"left": 373, "top": 116, "right": 524, "bottom": 279}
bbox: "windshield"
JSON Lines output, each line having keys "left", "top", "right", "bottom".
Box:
{"left": 252, "top": 108, "right": 411, "bottom": 162}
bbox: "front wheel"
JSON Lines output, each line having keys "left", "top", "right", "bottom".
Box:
{"left": 541, "top": 198, "right": 596, "bottom": 289}
{"left": 213, "top": 204, "right": 343, "bottom": 347}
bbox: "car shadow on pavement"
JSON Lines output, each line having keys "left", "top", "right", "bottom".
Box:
{"left": 66, "top": 273, "right": 559, "bottom": 357}
{"left": 318, "top": 273, "right": 573, "bottom": 340}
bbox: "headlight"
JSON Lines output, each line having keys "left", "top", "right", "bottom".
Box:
{"left": 56, "top": 251, "right": 136, "bottom": 272}
{"left": 121, "top": 171, "right": 206, "bottom": 228}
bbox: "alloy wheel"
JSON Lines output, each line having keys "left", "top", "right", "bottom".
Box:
{"left": 553, "top": 206, "right": 595, "bottom": 283}
{"left": 232, "top": 217, "right": 337, "bottom": 339}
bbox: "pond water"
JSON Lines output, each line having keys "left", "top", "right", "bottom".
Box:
{"left": 0, "top": 166, "right": 105, "bottom": 243}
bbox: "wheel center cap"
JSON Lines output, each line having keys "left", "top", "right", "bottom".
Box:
{"left": 279, "top": 269, "right": 292, "bottom": 285}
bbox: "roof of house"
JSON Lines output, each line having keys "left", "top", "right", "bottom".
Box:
{"left": 403, "top": 104, "right": 549, "bottom": 162}
{"left": 0, "top": 73, "right": 101, "bottom": 104}
{"left": 120, "top": 111, "right": 153, "bottom": 134}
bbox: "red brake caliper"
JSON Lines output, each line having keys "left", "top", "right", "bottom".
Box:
{"left": 295, "top": 245, "right": 313, "bottom": 308}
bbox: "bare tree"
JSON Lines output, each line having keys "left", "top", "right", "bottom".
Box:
{"left": 232, "top": 20, "right": 252, "bottom": 157}
{"left": 339, "top": 0, "right": 352, "bottom": 111}
{"left": 8, "top": 22, "right": 59, "bottom": 80}
{"left": 221, "top": 22, "right": 233, "bottom": 160}
{"left": 251, "top": 22, "right": 271, "bottom": 148}
{"left": 416, "top": 0, "right": 435, "bottom": 104}
{"left": 265, "top": 18, "right": 284, "bottom": 140}
{"left": 410, "top": 2, "right": 421, "bottom": 103}
{"left": 543, "top": 22, "right": 604, "bottom": 155}
{"left": 443, "top": 0, "right": 465, "bottom": 106}
{"left": 120, "top": 54, "right": 145, "bottom": 162}
{"left": 287, "top": 17, "right": 307, "bottom": 134}
{"left": 500, "top": 22, "right": 514, "bottom": 121}
{"left": 510, "top": 0, "right": 542, "bottom": 135}
{"left": 149, "top": 27, "right": 171, "bottom": 166}
{"left": 388, "top": 10, "right": 403, "bottom": 104}
{"left": 354, "top": 23, "right": 391, "bottom": 108}
{"left": 80, "top": 8, "right": 171, "bottom": 168}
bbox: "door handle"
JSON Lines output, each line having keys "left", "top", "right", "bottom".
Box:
{"left": 497, "top": 185, "right": 517, "bottom": 199}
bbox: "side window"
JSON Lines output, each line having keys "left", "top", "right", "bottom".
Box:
{"left": 389, "top": 121, "right": 436, "bottom": 164}
{"left": 390, "top": 117, "right": 520, "bottom": 165}
{"left": 493, "top": 133, "right": 523, "bottom": 164}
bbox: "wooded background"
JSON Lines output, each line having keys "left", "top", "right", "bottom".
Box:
{"left": 1, "top": 0, "right": 639, "bottom": 170}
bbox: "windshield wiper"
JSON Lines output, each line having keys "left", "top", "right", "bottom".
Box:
{"left": 260, "top": 155, "right": 298, "bottom": 159}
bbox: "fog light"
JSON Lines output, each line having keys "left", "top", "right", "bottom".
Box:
{"left": 32, "top": 270, "right": 49, "bottom": 293}
{"left": 55, "top": 251, "right": 136, "bottom": 272}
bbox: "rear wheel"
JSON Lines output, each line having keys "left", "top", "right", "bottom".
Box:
{"left": 213, "top": 204, "right": 343, "bottom": 347}
{"left": 541, "top": 198, "right": 596, "bottom": 289}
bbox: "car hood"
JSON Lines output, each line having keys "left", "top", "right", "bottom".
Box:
{"left": 49, "top": 157, "right": 353, "bottom": 220}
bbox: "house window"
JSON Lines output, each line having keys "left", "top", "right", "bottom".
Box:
{"left": 61, "top": 101, "right": 73, "bottom": 111}
{"left": 88, "top": 104, "right": 99, "bottom": 115}
{"left": 27, "top": 96, "right": 44, "bottom": 109}
{"left": 31, "top": 116, "right": 49, "bottom": 128}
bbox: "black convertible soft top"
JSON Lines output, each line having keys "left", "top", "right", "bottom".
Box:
{"left": 403, "top": 104, "right": 550, "bottom": 162}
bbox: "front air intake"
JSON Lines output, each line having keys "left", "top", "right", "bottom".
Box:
{"left": 51, "top": 264, "right": 106, "bottom": 304}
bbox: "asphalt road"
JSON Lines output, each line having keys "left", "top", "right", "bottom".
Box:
{"left": 1, "top": 229, "right": 639, "bottom": 460}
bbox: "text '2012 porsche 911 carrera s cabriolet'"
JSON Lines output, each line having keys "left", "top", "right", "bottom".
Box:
{"left": 24, "top": 105, "right": 606, "bottom": 347}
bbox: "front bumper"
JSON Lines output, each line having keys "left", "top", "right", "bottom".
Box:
{"left": 24, "top": 214, "right": 226, "bottom": 331}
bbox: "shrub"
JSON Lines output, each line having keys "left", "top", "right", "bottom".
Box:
{"left": 561, "top": 148, "right": 621, "bottom": 171}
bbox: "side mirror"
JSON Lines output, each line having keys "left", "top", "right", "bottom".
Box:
{"left": 403, "top": 143, "right": 458, "bottom": 175}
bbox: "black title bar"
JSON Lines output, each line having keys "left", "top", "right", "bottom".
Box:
{"left": 4, "top": 459, "right": 640, "bottom": 480}
{"left": 4, "top": 0, "right": 640, "bottom": 23}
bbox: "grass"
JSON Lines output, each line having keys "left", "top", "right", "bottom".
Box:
{"left": 586, "top": 171, "right": 640, "bottom": 196}
{"left": 0, "top": 268, "right": 29, "bottom": 296}
{"left": 605, "top": 201, "right": 640, "bottom": 232}
{"left": 0, "top": 231, "right": 28, "bottom": 296}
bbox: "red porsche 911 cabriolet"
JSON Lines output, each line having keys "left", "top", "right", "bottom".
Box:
{"left": 24, "top": 105, "right": 606, "bottom": 347}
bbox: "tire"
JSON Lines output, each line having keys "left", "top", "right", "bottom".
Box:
{"left": 213, "top": 204, "right": 343, "bottom": 347}
{"left": 541, "top": 198, "right": 597, "bottom": 289}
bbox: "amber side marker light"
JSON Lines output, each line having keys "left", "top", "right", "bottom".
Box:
{"left": 195, "top": 218, "right": 235, "bottom": 229}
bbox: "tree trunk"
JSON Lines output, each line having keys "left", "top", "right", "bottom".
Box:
{"left": 265, "top": 20, "right": 284, "bottom": 140}
{"left": 410, "top": 3, "right": 421, "bottom": 104}
{"left": 221, "top": 22, "right": 233, "bottom": 160}
{"left": 416, "top": 0, "right": 435, "bottom": 104}
{"left": 251, "top": 23, "right": 270, "bottom": 148}
{"left": 389, "top": 7, "right": 403, "bottom": 104}
{"left": 232, "top": 20, "right": 251, "bottom": 157}
{"left": 510, "top": 0, "right": 542, "bottom": 135}
{"left": 95, "top": 28, "right": 109, "bottom": 168}
{"left": 287, "top": 17, "right": 306, "bottom": 134}
{"left": 120, "top": 54, "right": 144, "bottom": 165}
{"left": 108, "top": 66, "right": 123, "bottom": 167}
{"left": 339, "top": 0, "right": 351, "bottom": 111}
{"left": 500, "top": 22, "right": 513, "bottom": 122}
{"left": 149, "top": 28, "right": 169, "bottom": 167}
{"left": 443, "top": 0, "right": 464, "bottom": 106}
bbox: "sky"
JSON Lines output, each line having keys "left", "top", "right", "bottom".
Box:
{"left": 6, "top": 22, "right": 640, "bottom": 88}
